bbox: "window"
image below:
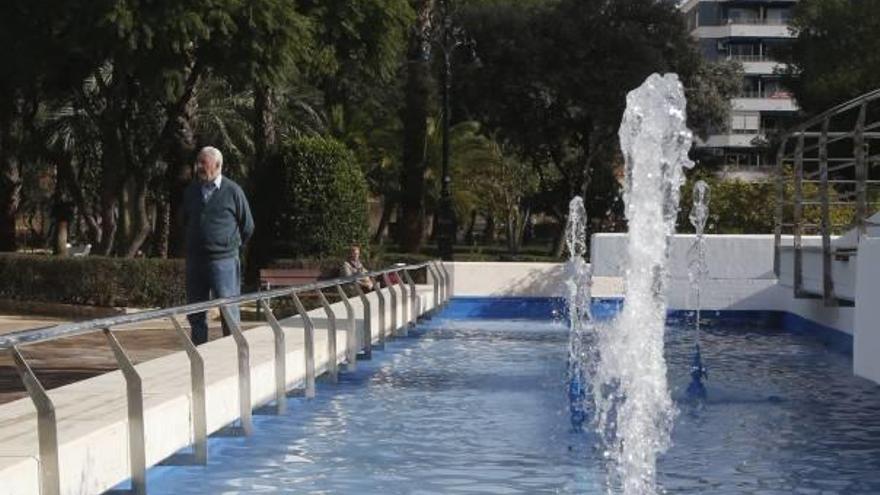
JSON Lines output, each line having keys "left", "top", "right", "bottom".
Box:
{"left": 727, "top": 7, "right": 760, "bottom": 24}
{"left": 731, "top": 113, "right": 760, "bottom": 134}
{"left": 766, "top": 8, "right": 792, "bottom": 25}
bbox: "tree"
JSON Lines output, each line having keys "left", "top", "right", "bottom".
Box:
{"left": 398, "top": 0, "right": 437, "bottom": 253}
{"left": 457, "top": 0, "right": 705, "bottom": 254}
{"left": 686, "top": 60, "right": 745, "bottom": 139}
{"left": 779, "top": 0, "right": 880, "bottom": 115}
{"left": 0, "top": 0, "right": 90, "bottom": 251}
{"left": 262, "top": 136, "right": 370, "bottom": 258}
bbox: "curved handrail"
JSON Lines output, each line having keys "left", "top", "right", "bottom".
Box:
{"left": 0, "top": 261, "right": 435, "bottom": 349}
{"left": 780, "top": 87, "right": 880, "bottom": 139}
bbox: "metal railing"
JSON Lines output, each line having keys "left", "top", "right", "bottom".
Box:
{"left": 1, "top": 260, "right": 452, "bottom": 495}
{"left": 725, "top": 17, "right": 789, "bottom": 26}
{"left": 728, "top": 54, "right": 773, "bottom": 62}
{"left": 774, "top": 88, "right": 880, "bottom": 306}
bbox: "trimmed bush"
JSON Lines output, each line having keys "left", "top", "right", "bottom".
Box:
{"left": 0, "top": 254, "right": 185, "bottom": 308}
{"left": 678, "top": 170, "right": 855, "bottom": 235}
{"left": 263, "top": 136, "right": 370, "bottom": 259}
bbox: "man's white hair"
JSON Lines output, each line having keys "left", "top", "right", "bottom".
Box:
{"left": 198, "top": 146, "right": 223, "bottom": 168}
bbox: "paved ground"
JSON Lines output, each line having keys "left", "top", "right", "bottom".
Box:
{"left": 0, "top": 313, "right": 264, "bottom": 405}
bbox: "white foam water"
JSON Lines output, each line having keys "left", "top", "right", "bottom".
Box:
{"left": 565, "top": 197, "right": 593, "bottom": 429}
{"left": 591, "top": 73, "right": 694, "bottom": 495}
{"left": 688, "top": 180, "right": 710, "bottom": 342}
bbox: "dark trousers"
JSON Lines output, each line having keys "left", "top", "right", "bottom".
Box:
{"left": 186, "top": 255, "right": 241, "bottom": 345}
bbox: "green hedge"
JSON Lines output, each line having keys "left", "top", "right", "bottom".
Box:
{"left": 0, "top": 254, "right": 186, "bottom": 308}
{"left": 263, "top": 136, "right": 370, "bottom": 259}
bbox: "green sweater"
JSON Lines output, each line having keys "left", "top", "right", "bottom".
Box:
{"left": 184, "top": 178, "right": 254, "bottom": 260}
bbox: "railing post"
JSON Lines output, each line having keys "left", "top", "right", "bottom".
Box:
{"left": 428, "top": 263, "right": 440, "bottom": 310}
{"left": 167, "top": 316, "right": 208, "bottom": 463}
{"left": 373, "top": 277, "right": 387, "bottom": 348}
{"left": 257, "top": 300, "right": 287, "bottom": 414}
{"left": 437, "top": 261, "right": 448, "bottom": 304}
{"left": 393, "top": 270, "right": 409, "bottom": 336}
{"left": 289, "top": 293, "right": 316, "bottom": 398}
{"left": 774, "top": 139, "right": 787, "bottom": 278}
{"left": 855, "top": 102, "right": 868, "bottom": 235}
{"left": 439, "top": 261, "right": 452, "bottom": 303}
{"left": 220, "top": 305, "right": 253, "bottom": 434}
{"left": 397, "top": 270, "right": 410, "bottom": 333}
{"left": 352, "top": 283, "right": 372, "bottom": 360}
{"left": 402, "top": 269, "right": 418, "bottom": 325}
{"left": 383, "top": 273, "right": 399, "bottom": 336}
{"left": 102, "top": 328, "right": 147, "bottom": 495}
{"left": 335, "top": 285, "right": 357, "bottom": 370}
{"left": 794, "top": 133, "right": 805, "bottom": 297}
{"left": 316, "top": 290, "right": 339, "bottom": 383}
{"left": 9, "top": 345, "right": 60, "bottom": 495}
{"left": 431, "top": 261, "right": 445, "bottom": 304}
{"left": 818, "top": 117, "right": 837, "bottom": 305}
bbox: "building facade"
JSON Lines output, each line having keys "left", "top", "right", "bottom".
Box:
{"left": 680, "top": 0, "right": 799, "bottom": 170}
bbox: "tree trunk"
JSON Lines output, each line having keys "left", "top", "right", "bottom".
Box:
{"left": 124, "top": 177, "right": 151, "bottom": 258}
{"left": 245, "top": 83, "right": 279, "bottom": 286}
{"left": 116, "top": 179, "right": 133, "bottom": 255}
{"left": 484, "top": 214, "right": 496, "bottom": 243}
{"left": 464, "top": 209, "right": 477, "bottom": 244}
{"left": 372, "top": 197, "right": 396, "bottom": 245}
{"left": 254, "top": 83, "right": 277, "bottom": 171}
{"left": 552, "top": 218, "right": 566, "bottom": 258}
{"left": 96, "top": 133, "right": 124, "bottom": 255}
{"left": 53, "top": 218, "right": 69, "bottom": 256}
{"left": 58, "top": 157, "right": 101, "bottom": 246}
{"left": 155, "top": 200, "right": 170, "bottom": 258}
{"left": 507, "top": 206, "right": 530, "bottom": 255}
{"left": 165, "top": 94, "right": 197, "bottom": 258}
{"left": 398, "top": 0, "right": 435, "bottom": 253}
{"left": 0, "top": 98, "right": 20, "bottom": 252}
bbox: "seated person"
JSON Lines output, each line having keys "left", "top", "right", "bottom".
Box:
{"left": 341, "top": 245, "right": 374, "bottom": 292}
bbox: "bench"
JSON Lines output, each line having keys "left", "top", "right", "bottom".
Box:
{"left": 257, "top": 268, "right": 325, "bottom": 318}
{"left": 259, "top": 268, "right": 323, "bottom": 290}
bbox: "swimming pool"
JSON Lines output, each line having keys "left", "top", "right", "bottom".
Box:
{"left": 143, "top": 299, "right": 880, "bottom": 494}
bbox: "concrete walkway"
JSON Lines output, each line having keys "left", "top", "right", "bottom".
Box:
{"left": 0, "top": 283, "right": 441, "bottom": 495}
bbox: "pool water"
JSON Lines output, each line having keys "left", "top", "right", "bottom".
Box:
{"left": 145, "top": 307, "right": 880, "bottom": 494}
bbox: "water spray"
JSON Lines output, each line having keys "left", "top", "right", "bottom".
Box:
{"left": 592, "top": 73, "right": 693, "bottom": 495}
{"left": 686, "top": 180, "right": 710, "bottom": 400}
{"left": 565, "top": 196, "right": 592, "bottom": 431}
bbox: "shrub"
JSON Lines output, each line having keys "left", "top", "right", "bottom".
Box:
{"left": 678, "top": 170, "right": 855, "bottom": 234}
{"left": 0, "top": 254, "right": 185, "bottom": 307}
{"left": 263, "top": 136, "right": 370, "bottom": 259}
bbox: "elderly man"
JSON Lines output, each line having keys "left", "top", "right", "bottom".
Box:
{"left": 184, "top": 146, "right": 254, "bottom": 344}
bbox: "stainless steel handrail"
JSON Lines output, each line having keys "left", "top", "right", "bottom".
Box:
{"left": 0, "top": 263, "right": 434, "bottom": 349}
{"left": 3, "top": 259, "right": 446, "bottom": 495}
{"left": 774, "top": 87, "right": 880, "bottom": 306}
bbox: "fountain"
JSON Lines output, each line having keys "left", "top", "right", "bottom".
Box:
{"left": 589, "top": 73, "right": 694, "bottom": 494}
{"left": 565, "top": 196, "right": 592, "bottom": 431}
{"left": 686, "top": 180, "right": 710, "bottom": 399}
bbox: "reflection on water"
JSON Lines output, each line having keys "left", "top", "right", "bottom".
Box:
{"left": 146, "top": 316, "right": 880, "bottom": 494}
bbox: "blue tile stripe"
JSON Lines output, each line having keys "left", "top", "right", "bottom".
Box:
{"left": 437, "top": 297, "right": 853, "bottom": 354}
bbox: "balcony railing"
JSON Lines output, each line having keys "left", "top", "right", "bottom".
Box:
{"left": 738, "top": 90, "right": 794, "bottom": 99}
{"left": 725, "top": 17, "right": 790, "bottom": 26}
{"left": 728, "top": 54, "right": 773, "bottom": 62}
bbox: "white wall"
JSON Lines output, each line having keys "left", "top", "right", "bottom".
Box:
{"left": 855, "top": 237, "right": 880, "bottom": 383}
{"left": 446, "top": 262, "right": 623, "bottom": 298}
{"left": 447, "top": 262, "right": 565, "bottom": 297}
{"left": 591, "top": 233, "right": 777, "bottom": 280}
{"left": 591, "top": 233, "right": 854, "bottom": 333}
